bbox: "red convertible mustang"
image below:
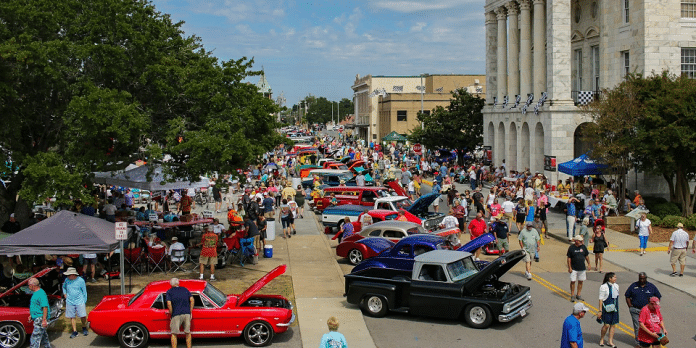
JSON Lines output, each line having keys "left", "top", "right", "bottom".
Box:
{"left": 88, "top": 265, "right": 294, "bottom": 348}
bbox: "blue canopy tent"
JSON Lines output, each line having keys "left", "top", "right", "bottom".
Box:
{"left": 557, "top": 154, "right": 608, "bottom": 176}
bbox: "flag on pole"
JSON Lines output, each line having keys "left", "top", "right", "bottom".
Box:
{"left": 502, "top": 95, "right": 508, "bottom": 108}
{"left": 435, "top": 87, "right": 444, "bottom": 92}
{"left": 510, "top": 95, "right": 521, "bottom": 109}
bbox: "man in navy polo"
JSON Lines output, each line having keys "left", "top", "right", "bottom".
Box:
{"left": 624, "top": 272, "right": 662, "bottom": 347}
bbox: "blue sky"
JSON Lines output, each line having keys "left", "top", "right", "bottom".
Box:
{"left": 150, "top": 0, "right": 486, "bottom": 107}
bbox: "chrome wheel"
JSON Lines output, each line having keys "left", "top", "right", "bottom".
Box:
{"left": 469, "top": 306, "right": 486, "bottom": 325}
{"left": 243, "top": 321, "right": 274, "bottom": 347}
{"left": 348, "top": 249, "right": 363, "bottom": 265}
{"left": 0, "top": 323, "right": 24, "bottom": 348}
{"left": 464, "top": 304, "right": 492, "bottom": 329}
{"left": 367, "top": 296, "right": 383, "bottom": 313}
{"left": 117, "top": 323, "right": 148, "bottom": 348}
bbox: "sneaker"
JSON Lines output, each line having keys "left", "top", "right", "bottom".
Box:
{"left": 534, "top": 257, "right": 539, "bottom": 262}
{"left": 670, "top": 272, "right": 678, "bottom": 277}
{"left": 576, "top": 295, "right": 584, "bottom": 301}
{"left": 199, "top": 274, "right": 204, "bottom": 280}
{"left": 210, "top": 278, "right": 217, "bottom": 282}
{"left": 83, "top": 327, "right": 89, "bottom": 336}
{"left": 70, "top": 331, "right": 78, "bottom": 339}
{"left": 679, "top": 273, "right": 684, "bottom": 277}
{"left": 293, "top": 230, "right": 297, "bottom": 235}
{"left": 570, "top": 295, "right": 576, "bottom": 302}
{"left": 90, "top": 278, "right": 97, "bottom": 283}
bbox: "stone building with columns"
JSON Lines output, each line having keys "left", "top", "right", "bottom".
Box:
{"left": 483, "top": 0, "right": 696, "bottom": 193}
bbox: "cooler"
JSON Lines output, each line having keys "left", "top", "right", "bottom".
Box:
{"left": 266, "top": 218, "right": 276, "bottom": 240}
{"left": 292, "top": 177, "right": 302, "bottom": 189}
{"left": 264, "top": 245, "right": 273, "bottom": 258}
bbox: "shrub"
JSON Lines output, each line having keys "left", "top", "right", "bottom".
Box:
{"left": 686, "top": 214, "right": 696, "bottom": 230}
{"left": 646, "top": 214, "right": 661, "bottom": 226}
{"left": 642, "top": 196, "right": 667, "bottom": 208}
{"left": 660, "top": 215, "right": 686, "bottom": 228}
{"left": 650, "top": 202, "right": 681, "bottom": 218}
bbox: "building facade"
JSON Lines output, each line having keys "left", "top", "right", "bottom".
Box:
{"left": 483, "top": 0, "right": 696, "bottom": 191}
{"left": 352, "top": 74, "right": 486, "bottom": 142}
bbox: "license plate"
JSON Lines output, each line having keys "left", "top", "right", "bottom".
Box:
{"left": 520, "top": 309, "right": 526, "bottom": 317}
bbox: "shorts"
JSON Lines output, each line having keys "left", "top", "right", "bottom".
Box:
{"left": 83, "top": 258, "right": 97, "bottom": 265}
{"left": 670, "top": 248, "right": 687, "bottom": 265}
{"left": 264, "top": 211, "right": 274, "bottom": 218}
{"left": 65, "top": 303, "right": 87, "bottom": 318}
{"left": 523, "top": 250, "right": 533, "bottom": 263}
{"left": 214, "top": 196, "right": 222, "bottom": 202}
{"left": 570, "top": 270, "right": 587, "bottom": 282}
{"left": 496, "top": 238, "right": 509, "bottom": 251}
{"left": 638, "top": 339, "right": 660, "bottom": 347}
{"left": 199, "top": 256, "right": 217, "bottom": 266}
{"left": 170, "top": 314, "right": 191, "bottom": 334}
{"left": 503, "top": 212, "right": 514, "bottom": 221}
{"left": 281, "top": 216, "right": 290, "bottom": 228}
{"left": 516, "top": 214, "right": 526, "bottom": 223}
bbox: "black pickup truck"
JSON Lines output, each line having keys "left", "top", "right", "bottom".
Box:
{"left": 344, "top": 249, "right": 532, "bottom": 328}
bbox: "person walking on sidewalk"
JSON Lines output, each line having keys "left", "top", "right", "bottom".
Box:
{"left": 591, "top": 226, "right": 608, "bottom": 273}
{"left": 667, "top": 222, "right": 689, "bottom": 277}
{"left": 564, "top": 197, "right": 579, "bottom": 241}
{"left": 63, "top": 267, "right": 88, "bottom": 338}
{"left": 28, "top": 277, "right": 51, "bottom": 348}
{"left": 319, "top": 316, "right": 348, "bottom": 348}
{"left": 166, "top": 278, "right": 194, "bottom": 348}
{"left": 560, "top": 302, "right": 589, "bottom": 348}
{"left": 578, "top": 217, "right": 591, "bottom": 248}
{"left": 567, "top": 235, "right": 591, "bottom": 302}
{"left": 625, "top": 272, "right": 662, "bottom": 347}
{"left": 597, "top": 272, "right": 619, "bottom": 348}
{"left": 635, "top": 213, "right": 652, "bottom": 256}
{"left": 518, "top": 222, "right": 540, "bottom": 281}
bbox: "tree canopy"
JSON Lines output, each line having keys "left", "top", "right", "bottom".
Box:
{"left": 583, "top": 72, "right": 696, "bottom": 216}
{"left": 0, "top": 0, "right": 284, "bottom": 218}
{"left": 408, "top": 88, "right": 485, "bottom": 159}
{"left": 297, "top": 96, "right": 353, "bottom": 125}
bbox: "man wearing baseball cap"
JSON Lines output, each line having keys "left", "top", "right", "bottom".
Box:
{"left": 560, "top": 302, "right": 589, "bottom": 348}
{"left": 567, "top": 234, "right": 591, "bottom": 302}
{"left": 518, "top": 221, "right": 540, "bottom": 280}
{"left": 638, "top": 297, "right": 667, "bottom": 347}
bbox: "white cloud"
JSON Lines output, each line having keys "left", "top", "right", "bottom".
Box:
{"left": 187, "top": 0, "right": 288, "bottom": 22}
{"left": 410, "top": 22, "right": 426, "bottom": 32}
{"left": 368, "top": 0, "right": 473, "bottom": 13}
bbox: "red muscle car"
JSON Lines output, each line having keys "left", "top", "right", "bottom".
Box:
{"left": 88, "top": 265, "right": 294, "bottom": 347}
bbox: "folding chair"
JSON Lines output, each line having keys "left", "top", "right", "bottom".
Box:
{"left": 188, "top": 247, "right": 201, "bottom": 272}
{"left": 124, "top": 247, "right": 143, "bottom": 276}
{"left": 238, "top": 237, "right": 256, "bottom": 267}
{"left": 147, "top": 246, "right": 167, "bottom": 275}
{"left": 169, "top": 249, "right": 188, "bottom": 272}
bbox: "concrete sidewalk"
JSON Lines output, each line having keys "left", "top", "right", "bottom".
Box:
{"left": 279, "top": 211, "right": 376, "bottom": 348}
{"left": 545, "top": 218, "right": 696, "bottom": 297}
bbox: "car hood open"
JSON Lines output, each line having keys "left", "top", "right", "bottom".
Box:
{"left": 0, "top": 267, "right": 56, "bottom": 299}
{"left": 407, "top": 193, "right": 439, "bottom": 216}
{"left": 462, "top": 250, "right": 525, "bottom": 294}
{"left": 237, "top": 265, "right": 286, "bottom": 306}
{"left": 456, "top": 233, "right": 496, "bottom": 253}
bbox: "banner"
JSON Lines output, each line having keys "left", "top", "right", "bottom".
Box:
{"left": 544, "top": 155, "right": 557, "bottom": 172}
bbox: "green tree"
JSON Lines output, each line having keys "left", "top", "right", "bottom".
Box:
{"left": 302, "top": 96, "right": 354, "bottom": 125}
{"left": 409, "top": 88, "right": 485, "bottom": 164}
{"left": 0, "top": 0, "right": 283, "bottom": 222}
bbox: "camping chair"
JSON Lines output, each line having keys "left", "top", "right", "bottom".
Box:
{"left": 147, "top": 246, "right": 167, "bottom": 275}
{"left": 187, "top": 246, "right": 201, "bottom": 272}
{"left": 169, "top": 249, "right": 188, "bottom": 272}
{"left": 238, "top": 237, "right": 256, "bottom": 267}
{"left": 221, "top": 237, "right": 240, "bottom": 265}
{"left": 124, "top": 247, "right": 144, "bottom": 276}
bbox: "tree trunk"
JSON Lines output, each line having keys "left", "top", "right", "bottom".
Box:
{"left": 662, "top": 173, "right": 676, "bottom": 202}
{"left": 676, "top": 169, "right": 693, "bottom": 217}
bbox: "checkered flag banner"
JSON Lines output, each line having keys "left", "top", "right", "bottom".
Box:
{"left": 534, "top": 103, "right": 540, "bottom": 115}
{"left": 525, "top": 93, "right": 534, "bottom": 106}
{"left": 368, "top": 89, "right": 377, "bottom": 97}
{"left": 510, "top": 95, "right": 521, "bottom": 109}
{"left": 577, "top": 91, "right": 594, "bottom": 105}
{"left": 380, "top": 88, "right": 389, "bottom": 97}
{"left": 536, "top": 92, "right": 548, "bottom": 107}
{"left": 392, "top": 86, "right": 403, "bottom": 92}
{"left": 416, "top": 85, "right": 425, "bottom": 93}
{"left": 493, "top": 97, "right": 498, "bottom": 107}
{"left": 502, "top": 95, "right": 508, "bottom": 108}
{"left": 435, "top": 87, "right": 444, "bottom": 92}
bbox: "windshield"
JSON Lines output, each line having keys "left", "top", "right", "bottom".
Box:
{"left": 394, "top": 198, "right": 413, "bottom": 210}
{"left": 203, "top": 284, "right": 228, "bottom": 307}
{"left": 406, "top": 226, "right": 426, "bottom": 235}
{"left": 447, "top": 257, "right": 479, "bottom": 282}
{"left": 128, "top": 288, "right": 146, "bottom": 307}
{"left": 338, "top": 173, "right": 353, "bottom": 181}
{"left": 384, "top": 213, "right": 398, "bottom": 220}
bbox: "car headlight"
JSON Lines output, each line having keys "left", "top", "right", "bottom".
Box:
{"left": 503, "top": 303, "right": 511, "bottom": 313}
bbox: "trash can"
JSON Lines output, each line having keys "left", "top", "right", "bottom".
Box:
{"left": 266, "top": 218, "right": 276, "bottom": 240}
{"left": 264, "top": 245, "right": 273, "bottom": 258}
{"left": 292, "top": 177, "right": 302, "bottom": 189}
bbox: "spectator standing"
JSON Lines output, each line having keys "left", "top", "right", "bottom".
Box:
{"left": 198, "top": 227, "right": 219, "bottom": 281}
{"left": 501, "top": 197, "right": 515, "bottom": 223}
{"left": 560, "top": 302, "right": 589, "bottom": 348}
{"left": 280, "top": 199, "right": 292, "bottom": 239}
{"left": 518, "top": 222, "right": 540, "bottom": 280}
{"left": 295, "top": 185, "right": 306, "bottom": 219}
{"left": 319, "top": 316, "right": 348, "bottom": 348}
{"left": 63, "top": 267, "right": 88, "bottom": 338}
{"left": 635, "top": 213, "right": 652, "bottom": 256}
{"left": 514, "top": 199, "right": 528, "bottom": 232}
{"left": 451, "top": 199, "right": 467, "bottom": 232}
{"left": 281, "top": 182, "right": 296, "bottom": 201}
{"left": 262, "top": 193, "right": 275, "bottom": 218}
{"left": 28, "top": 277, "right": 51, "bottom": 348}
{"left": 103, "top": 198, "right": 117, "bottom": 223}
{"left": 578, "top": 217, "right": 591, "bottom": 247}
{"left": 638, "top": 297, "right": 667, "bottom": 348}
{"left": 667, "top": 222, "right": 689, "bottom": 277}
{"left": 567, "top": 235, "right": 591, "bottom": 302}
{"left": 166, "top": 278, "right": 194, "bottom": 348}
{"left": 244, "top": 215, "right": 261, "bottom": 257}
{"left": 179, "top": 194, "right": 193, "bottom": 215}
{"left": 564, "top": 197, "right": 579, "bottom": 241}
{"left": 82, "top": 253, "right": 98, "bottom": 283}
{"left": 257, "top": 216, "right": 267, "bottom": 250}
{"left": 212, "top": 184, "right": 222, "bottom": 213}
{"left": 491, "top": 217, "right": 510, "bottom": 254}
{"left": 340, "top": 217, "right": 354, "bottom": 241}
{"left": 597, "top": 272, "right": 619, "bottom": 347}
{"left": 625, "top": 272, "right": 662, "bottom": 346}
{"left": 467, "top": 212, "right": 487, "bottom": 261}
{"left": 591, "top": 226, "right": 608, "bottom": 272}
{"left": 1, "top": 213, "right": 21, "bottom": 234}
{"left": 124, "top": 189, "right": 134, "bottom": 209}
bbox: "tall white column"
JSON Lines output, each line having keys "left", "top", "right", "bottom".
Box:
{"left": 533, "top": 0, "right": 546, "bottom": 97}
{"left": 496, "top": 7, "right": 508, "bottom": 103}
{"left": 519, "top": 0, "right": 533, "bottom": 98}
{"left": 546, "top": 0, "right": 574, "bottom": 104}
{"left": 507, "top": 2, "right": 520, "bottom": 98}
{"left": 485, "top": 11, "right": 498, "bottom": 105}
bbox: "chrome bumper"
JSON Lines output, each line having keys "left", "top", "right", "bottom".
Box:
{"left": 276, "top": 312, "right": 296, "bottom": 327}
{"left": 498, "top": 300, "right": 532, "bottom": 322}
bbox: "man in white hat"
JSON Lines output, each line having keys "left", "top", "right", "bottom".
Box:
{"left": 1, "top": 213, "right": 21, "bottom": 234}
{"left": 62, "top": 267, "right": 88, "bottom": 338}
{"left": 560, "top": 302, "right": 589, "bottom": 348}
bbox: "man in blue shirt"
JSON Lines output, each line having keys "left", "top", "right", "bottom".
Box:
{"left": 28, "top": 277, "right": 51, "bottom": 348}
{"left": 565, "top": 197, "right": 579, "bottom": 241}
{"left": 624, "top": 272, "right": 662, "bottom": 346}
{"left": 561, "top": 302, "right": 588, "bottom": 348}
{"left": 62, "top": 267, "right": 88, "bottom": 338}
{"left": 166, "top": 278, "right": 194, "bottom": 348}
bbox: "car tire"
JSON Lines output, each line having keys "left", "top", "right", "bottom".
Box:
{"left": 117, "top": 322, "right": 149, "bottom": 348}
{"left": 348, "top": 249, "right": 363, "bottom": 265}
{"left": 463, "top": 304, "right": 493, "bottom": 329}
{"left": 0, "top": 322, "right": 25, "bottom": 348}
{"left": 243, "top": 320, "right": 274, "bottom": 347}
{"left": 361, "top": 295, "right": 388, "bottom": 318}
